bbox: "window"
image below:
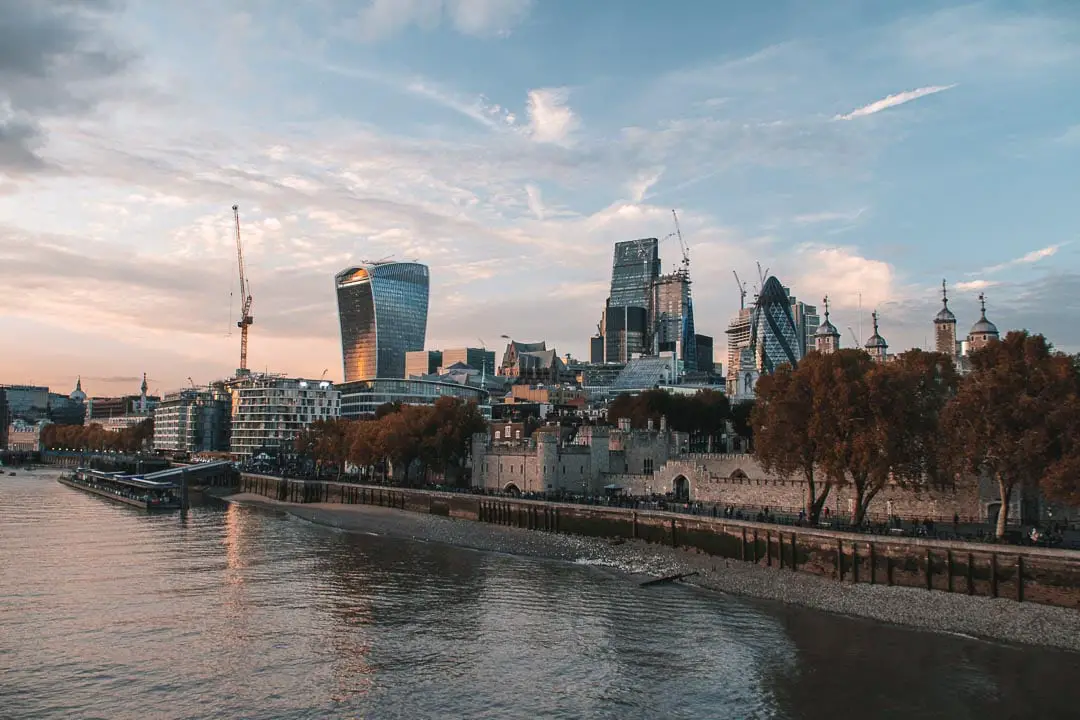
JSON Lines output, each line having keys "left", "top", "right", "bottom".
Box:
{"left": 495, "top": 431, "right": 501, "bottom": 439}
{"left": 643, "top": 458, "right": 654, "bottom": 474}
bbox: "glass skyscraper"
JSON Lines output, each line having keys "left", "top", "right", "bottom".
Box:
{"left": 604, "top": 238, "right": 660, "bottom": 362}
{"left": 335, "top": 262, "right": 430, "bottom": 382}
{"left": 750, "top": 276, "right": 802, "bottom": 374}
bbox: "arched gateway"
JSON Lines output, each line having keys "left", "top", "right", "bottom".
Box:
{"left": 672, "top": 475, "right": 690, "bottom": 502}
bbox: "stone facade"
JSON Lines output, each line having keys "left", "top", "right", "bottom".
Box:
{"left": 471, "top": 428, "right": 1028, "bottom": 524}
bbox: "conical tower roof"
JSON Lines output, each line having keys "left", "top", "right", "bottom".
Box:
{"left": 935, "top": 279, "right": 956, "bottom": 324}
{"left": 865, "top": 310, "right": 888, "bottom": 350}
{"left": 814, "top": 296, "right": 840, "bottom": 338}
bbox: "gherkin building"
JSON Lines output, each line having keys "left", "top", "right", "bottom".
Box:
{"left": 749, "top": 276, "right": 802, "bottom": 374}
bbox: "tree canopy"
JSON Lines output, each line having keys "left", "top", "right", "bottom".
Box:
{"left": 608, "top": 388, "right": 731, "bottom": 450}
{"left": 296, "top": 397, "right": 488, "bottom": 486}
{"left": 941, "top": 331, "right": 1080, "bottom": 536}
{"left": 41, "top": 419, "right": 154, "bottom": 454}
{"left": 753, "top": 349, "right": 958, "bottom": 525}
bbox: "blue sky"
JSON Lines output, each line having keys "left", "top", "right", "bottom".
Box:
{"left": 2, "top": 0, "right": 1079, "bottom": 394}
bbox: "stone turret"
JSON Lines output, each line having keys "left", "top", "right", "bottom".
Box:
{"left": 814, "top": 295, "right": 841, "bottom": 354}
{"left": 864, "top": 310, "right": 888, "bottom": 363}
{"left": 967, "top": 292, "right": 1000, "bottom": 352}
{"left": 588, "top": 426, "right": 611, "bottom": 494}
{"left": 934, "top": 279, "right": 958, "bottom": 358}
{"left": 537, "top": 430, "right": 559, "bottom": 493}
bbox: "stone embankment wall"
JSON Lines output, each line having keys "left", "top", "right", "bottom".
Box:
{"left": 657, "top": 454, "right": 988, "bottom": 522}
{"left": 237, "top": 473, "right": 1080, "bottom": 610}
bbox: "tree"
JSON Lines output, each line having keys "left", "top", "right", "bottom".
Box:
{"left": 608, "top": 388, "right": 730, "bottom": 450}
{"left": 815, "top": 350, "right": 878, "bottom": 526}
{"left": 424, "top": 397, "right": 488, "bottom": 485}
{"left": 882, "top": 350, "right": 959, "bottom": 489}
{"left": 730, "top": 400, "right": 755, "bottom": 450}
{"left": 753, "top": 352, "right": 844, "bottom": 523}
{"left": 942, "top": 331, "right": 1080, "bottom": 537}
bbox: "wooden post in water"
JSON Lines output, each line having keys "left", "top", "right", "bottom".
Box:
{"left": 179, "top": 468, "right": 190, "bottom": 512}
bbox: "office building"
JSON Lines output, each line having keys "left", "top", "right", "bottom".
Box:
{"left": 589, "top": 335, "right": 605, "bottom": 363}
{"left": 153, "top": 386, "right": 231, "bottom": 455}
{"left": 406, "top": 350, "right": 443, "bottom": 379}
{"left": 653, "top": 270, "right": 697, "bottom": 372}
{"left": 694, "top": 334, "right": 715, "bottom": 374}
{"left": 229, "top": 375, "right": 340, "bottom": 459}
{"left": 725, "top": 307, "right": 753, "bottom": 397}
{"left": 85, "top": 374, "right": 158, "bottom": 430}
{"left": 335, "top": 261, "right": 430, "bottom": 382}
{"left": 441, "top": 347, "right": 495, "bottom": 376}
{"left": 0, "top": 385, "right": 50, "bottom": 422}
{"left": 602, "top": 238, "right": 660, "bottom": 363}
{"left": 750, "top": 276, "right": 804, "bottom": 375}
{"left": 338, "top": 378, "right": 491, "bottom": 419}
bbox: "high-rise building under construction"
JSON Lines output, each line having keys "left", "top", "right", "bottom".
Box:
{"left": 600, "top": 238, "right": 660, "bottom": 363}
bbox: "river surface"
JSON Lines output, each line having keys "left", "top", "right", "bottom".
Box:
{"left": 3, "top": 469, "right": 1079, "bottom": 720}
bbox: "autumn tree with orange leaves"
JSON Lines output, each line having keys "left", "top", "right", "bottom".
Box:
{"left": 941, "top": 331, "right": 1080, "bottom": 537}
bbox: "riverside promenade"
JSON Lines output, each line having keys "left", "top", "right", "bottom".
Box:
{"left": 236, "top": 473, "right": 1080, "bottom": 611}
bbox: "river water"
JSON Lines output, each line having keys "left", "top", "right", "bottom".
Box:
{"left": 3, "top": 470, "right": 1079, "bottom": 720}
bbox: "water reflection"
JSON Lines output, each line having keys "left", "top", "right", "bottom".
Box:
{"left": 2, "top": 473, "right": 1079, "bottom": 720}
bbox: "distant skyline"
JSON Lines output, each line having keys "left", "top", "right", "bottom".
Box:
{"left": 3, "top": 0, "right": 1079, "bottom": 395}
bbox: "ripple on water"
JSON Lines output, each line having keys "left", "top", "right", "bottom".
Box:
{"left": 3, "top": 470, "right": 1080, "bottom": 720}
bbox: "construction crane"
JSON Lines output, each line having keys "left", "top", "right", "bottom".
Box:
{"left": 232, "top": 204, "right": 254, "bottom": 375}
{"left": 671, "top": 209, "right": 689, "bottom": 274}
{"left": 847, "top": 327, "right": 860, "bottom": 347}
{"left": 756, "top": 261, "right": 770, "bottom": 286}
{"left": 320, "top": 369, "right": 328, "bottom": 381}
{"left": 732, "top": 270, "right": 747, "bottom": 310}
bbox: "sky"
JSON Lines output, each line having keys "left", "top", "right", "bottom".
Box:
{"left": 2, "top": 0, "right": 1080, "bottom": 397}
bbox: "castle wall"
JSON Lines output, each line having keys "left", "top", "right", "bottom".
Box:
{"left": 473, "top": 434, "right": 993, "bottom": 524}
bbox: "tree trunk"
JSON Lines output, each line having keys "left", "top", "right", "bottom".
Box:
{"left": 857, "top": 485, "right": 882, "bottom": 529}
{"left": 803, "top": 470, "right": 830, "bottom": 524}
{"left": 996, "top": 473, "right": 1011, "bottom": 539}
{"left": 852, "top": 480, "right": 867, "bottom": 526}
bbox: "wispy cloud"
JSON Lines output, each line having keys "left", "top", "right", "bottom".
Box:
{"left": 792, "top": 209, "right": 866, "bottom": 225}
{"left": 954, "top": 280, "right": 998, "bottom": 292}
{"left": 835, "top": 85, "right": 956, "bottom": 120}
{"left": 982, "top": 243, "right": 1066, "bottom": 274}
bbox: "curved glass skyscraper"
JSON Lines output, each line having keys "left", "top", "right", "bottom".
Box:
{"left": 335, "top": 262, "right": 430, "bottom": 381}
{"left": 750, "top": 276, "right": 802, "bottom": 374}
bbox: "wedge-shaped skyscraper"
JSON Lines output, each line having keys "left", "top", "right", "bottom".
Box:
{"left": 335, "top": 261, "right": 430, "bottom": 381}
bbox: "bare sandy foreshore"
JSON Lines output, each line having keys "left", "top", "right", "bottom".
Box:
{"left": 218, "top": 491, "right": 1080, "bottom": 653}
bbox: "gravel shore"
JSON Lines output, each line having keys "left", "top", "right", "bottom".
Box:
{"left": 219, "top": 491, "right": 1080, "bottom": 653}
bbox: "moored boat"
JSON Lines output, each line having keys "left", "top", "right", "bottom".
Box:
{"left": 58, "top": 468, "right": 181, "bottom": 510}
